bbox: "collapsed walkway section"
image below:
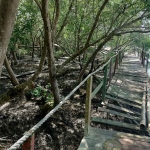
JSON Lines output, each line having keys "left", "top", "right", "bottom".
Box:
{"left": 78, "top": 53, "right": 150, "bottom": 150}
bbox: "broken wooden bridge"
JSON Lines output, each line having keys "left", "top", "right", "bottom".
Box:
{"left": 78, "top": 52, "right": 150, "bottom": 150}
{"left": 8, "top": 50, "right": 150, "bottom": 150}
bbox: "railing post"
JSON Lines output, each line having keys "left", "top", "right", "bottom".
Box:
{"left": 118, "top": 51, "right": 121, "bottom": 65}
{"left": 102, "top": 64, "right": 108, "bottom": 101}
{"left": 120, "top": 51, "right": 123, "bottom": 63}
{"left": 22, "top": 134, "right": 35, "bottom": 150}
{"left": 113, "top": 55, "right": 118, "bottom": 75}
{"left": 141, "top": 50, "right": 144, "bottom": 66}
{"left": 144, "top": 51, "right": 146, "bottom": 67}
{"left": 109, "top": 58, "right": 112, "bottom": 85}
{"left": 84, "top": 76, "right": 93, "bottom": 136}
{"left": 146, "top": 54, "right": 149, "bottom": 72}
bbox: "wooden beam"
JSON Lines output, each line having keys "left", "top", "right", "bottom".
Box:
{"left": 102, "top": 64, "right": 108, "bottom": 101}
{"left": 140, "top": 86, "right": 146, "bottom": 129}
{"left": 84, "top": 76, "right": 93, "bottom": 136}
{"left": 105, "top": 95, "right": 141, "bottom": 109}
{"left": 22, "top": 134, "right": 35, "bottom": 150}
{"left": 104, "top": 103, "right": 140, "bottom": 115}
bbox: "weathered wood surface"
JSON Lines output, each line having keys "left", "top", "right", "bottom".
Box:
{"left": 92, "top": 118, "right": 141, "bottom": 130}
{"left": 97, "top": 107, "right": 140, "bottom": 120}
{"left": 103, "top": 54, "right": 148, "bottom": 126}
{"left": 103, "top": 103, "right": 140, "bottom": 115}
{"left": 78, "top": 127, "right": 150, "bottom": 150}
{"left": 105, "top": 95, "right": 141, "bottom": 109}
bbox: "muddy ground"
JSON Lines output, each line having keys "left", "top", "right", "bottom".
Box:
{"left": 0, "top": 57, "right": 89, "bottom": 150}
{"left": 0, "top": 55, "right": 147, "bottom": 150}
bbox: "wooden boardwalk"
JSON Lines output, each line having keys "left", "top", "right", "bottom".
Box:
{"left": 78, "top": 53, "right": 150, "bottom": 150}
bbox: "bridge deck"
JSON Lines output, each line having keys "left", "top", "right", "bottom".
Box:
{"left": 78, "top": 54, "right": 150, "bottom": 150}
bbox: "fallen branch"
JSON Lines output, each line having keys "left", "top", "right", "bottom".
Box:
{"left": 0, "top": 67, "right": 48, "bottom": 79}
{"left": 0, "top": 138, "right": 11, "bottom": 142}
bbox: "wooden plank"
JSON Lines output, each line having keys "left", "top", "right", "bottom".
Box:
{"left": 107, "top": 86, "right": 142, "bottom": 105}
{"left": 111, "top": 83, "right": 143, "bottom": 93}
{"left": 112, "top": 74, "right": 145, "bottom": 85}
{"left": 104, "top": 103, "right": 140, "bottom": 115}
{"left": 92, "top": 80, "right": 103, "bottom": 98}
{"left": 105, "top": 95, "right": 141, "bottom": 109}
{"left": 92, "top": 118, "right": 142, "bottom": 131}
{"left": 102, "top": 64, "right": 108, "bottom": 101}
{"left": 22, "top": 134, "right": 35, "bottom": 150}
{"left": 116, "top": 70, "right": 147, "bottom": 77}
{"left": 98, "top": 107, "right": 140, "bottom": 121}
{"left": 84, "top": 76, "right": 93, "bottom": 136}
{"left": 116, "top": 72, "right": 147, "bottom": 79}
{"left": 108, "top": 84, "right": 143, "bottom": 96}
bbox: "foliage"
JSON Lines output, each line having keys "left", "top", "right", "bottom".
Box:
{"left": 9, "top": 0, "right": 42, "bottom": 55}
{"left": 131, "top": 33, "right": 150, "bottom": 52}
{"left": 6, "top": 0, "right": 150, "bottom": 104}
{"left": 31, "top": 84, "right": 54, "bottom": 106}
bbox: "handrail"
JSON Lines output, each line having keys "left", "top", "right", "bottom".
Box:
{"left": 8, "top": 49, "right": 124, "bottom": 150}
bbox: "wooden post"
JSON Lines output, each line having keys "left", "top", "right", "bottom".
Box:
{"left": 22, "top": 134, "right": 35, "bottom": 150}
{"left": 143, "top": 52, "right": 145, "bottom": 67}
{"left": 122, "top": 51, "right": 124, "bottom": 58}
{"left": 140, "top": 87, "right": 146, "bottom": 129}
{"left": 102, "top": 64, "right": 108, "bottom": 101}
{"left": 146, "top": 54, "right": 149, "bottom": 72}
{"left": 84, "top": 76, "right": 93, "bottom": 136}
{"left": 141, "top": 51, "right": 144, "bottom": 66}
{"left": 113, "top": 55, "right": 118, "bottom": 75}
{"left": 147, "top": 86, "right": 150, "bottom": 132}
{"left": 109, "top": 58, "right": 112, "bottom": 84}
{"left": 120, "top": 51, "right": 122, "bottom": 63}
{"left": 118, "top": 51, "right": 121, "bottom": 65}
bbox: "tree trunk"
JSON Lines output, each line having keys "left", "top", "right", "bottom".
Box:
{"left": 78, "top": 31, "right": 115, "bottom": 83}
{"left": 0, "top": 0, "right": 20, "bottom": 76}
{"left": 30, "top": 43, "right": 47, "bottom": 81}
{"left": 42, "top": 0, "right": 60, "bottom": 106}
{"left": 11, "top": 50, "right": 19, "bottom": 65}
{"left": 4, "top": 56, "right": 19, "bottom": 86}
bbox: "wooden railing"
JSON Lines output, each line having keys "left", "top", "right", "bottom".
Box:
{"left": 8, "top": 49, "right": 124, "bottom": 150}
{"left": 84, "top": 50, "right": 124, "bottom": 136}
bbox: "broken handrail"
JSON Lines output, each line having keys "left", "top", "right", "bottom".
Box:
{"left": 140, "top": 86, "right": 147, "bottom": 129}
{"left": 8, "top": 49, "right": 124, "bottom": 150}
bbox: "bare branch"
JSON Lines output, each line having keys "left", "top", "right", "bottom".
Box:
{"left": 84, "top": 0, "right": 110, "bottom": 47}
{"left": 53, "top": 0, "right": 60, "bottom": 32}
{"left": 56, "top": 0, "right": 75, "bottom": 38}
{"left": 116, "top": 30, "right": 150, "bottom": 35}
{"left": 34, "top": 0, "right": 42, "bottom": 12}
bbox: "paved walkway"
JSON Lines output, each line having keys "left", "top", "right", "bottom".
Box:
{"left": 78, "top": 53, "right": 150, "bottom": 150}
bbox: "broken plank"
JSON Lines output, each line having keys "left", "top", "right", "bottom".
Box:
{"left": 108, "top": 84, "right": 142, "bottom": 97}
{"left": 92, "top": 118, "right": 142, "bottom": 131}
{"left": 116, "top": 72, "right": 147, "bottom": 78}
{"left": 107, "top": 87, "right": 142, "bottom": 105}
{"left": 98, "top": 107, "right": 140, "bottom": 121}
{"left": 104, "top": 103, "right": 140, "bottom": 116}
{"left": 105, "top": 95, "right": 141, "bottom": 109}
